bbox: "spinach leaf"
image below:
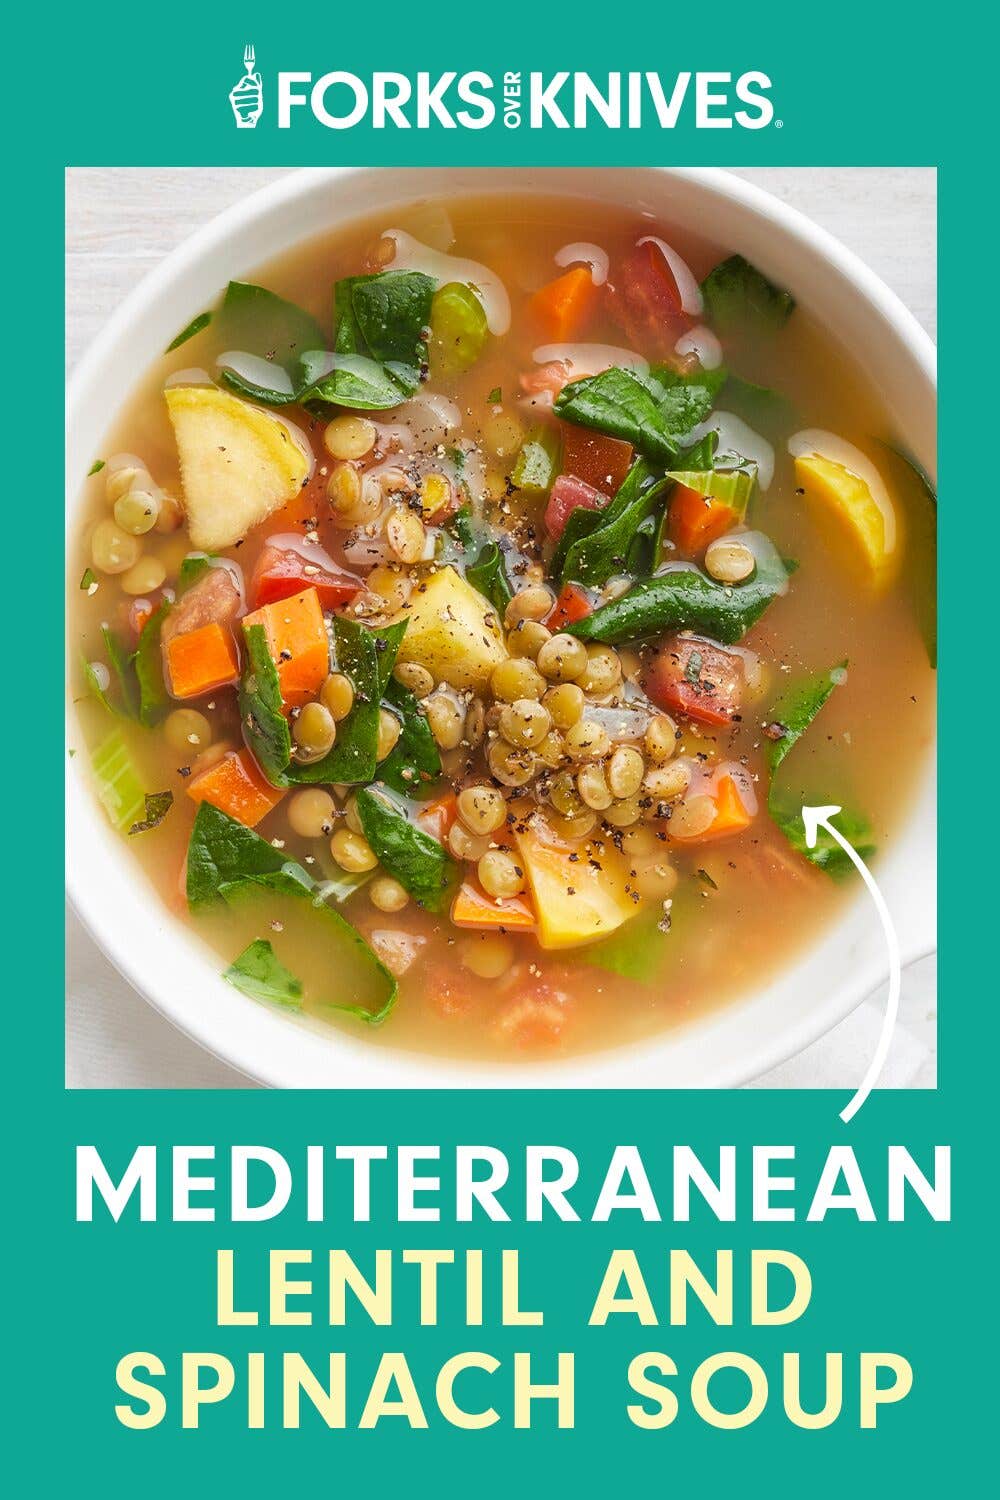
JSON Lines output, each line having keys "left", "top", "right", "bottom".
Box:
{"left": 238, "top": 623, "right": 292, "bottom": 785}
{"left": 86, "top": 607, "right": 170, "bottom": 727}
{"left": 764, "top": 663, "right": 846, "bottom": 780}
{"left": 238, "top": 617, "right": 408, "bottom": 788}
{"left": 649, "top": 364, "right": 730, "bottom": 441}
{"left": 128, "top": 790, "right": 174, "bottom": 836}
{"left": 87, "top": 460, "right": 105, "bottom": 476}
{"left": 725, "top": 373, "right": 794, "bottom": 431}
{"left": 291, "top": 616, "right": 384, "bottom": 785}
{"left": 560, "top": 476, "right": 671, "bottom": 588}
{"left": 307, "top": 270, "right": 436, "bottom": 411}
{"left": 702, "top": 255, "right": 795, "bottom": 339}
{"left": 579, "top": 909, "right": 666, "bottom": 983}
{"left": 551, "top": 458, "right": 655, "bottom": 584}
{"left": 763, "top": 663, "right": 875, "bottom": 879}
{"left": 178, "top": 553, "right": 216, "bottom": 592}
{"left": 166, "top": 311, "right": 212, "bottom": 353}
{"left": 186, "top": 801, "right": 312, "bottom": 909}
{"left": 81, "top": 654, "right": 119, "bottom": 717}
{"left": 554, "top": 364, "right": 726, "bottom": 465}
{"left": 569, "top": 544, "right": 790, "bottom": 646}
{"left": 80, "top": 568, "right": 97, "bottom": 591}
{"left": 189, "top": 803, "right": 398, "bottom": 1023}
{"left": 134, "top": 601, "right": 171, "bottom": 726}
{"left": 466, "top": 539, "right": 514, "bottom": 615}
{"left": 101, "top": 626, "right": 140, "bottom": 719}
{"left": 216, "top": 281, "right": 326, "bottom": 405}
{"left": 378, "top": 679, "right": 442, "bottom": 797}
{"left": 290, "top": 617, "right": 407, "bottom": 786}
{"left": 875, "top": 440, "right": 938, "bottom": 668}
{"left": 356, "top": 783, "right": 459, "bottom": 913}
{"left": 676, "top": 432, "right": 718, "bottom": 471}
{"left": 769, "top": 798, "right": 875, "bottom": 877}
{"left": 225, "top": 939, "right": 303, "bottom": 1010}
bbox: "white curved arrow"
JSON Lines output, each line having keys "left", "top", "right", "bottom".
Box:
{"left": 801, "top": 805, "right": 901, "bottom": 1124}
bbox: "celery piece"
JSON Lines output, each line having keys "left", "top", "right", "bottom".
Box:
{"left": 665, "top": 464, "right": 757, "bottom": 519}
{"left": 91, "top": 729, "right": 146, "bottom": 833}
{"left": 512, "top": 426, "right": 560, "bottom": 495}
{"left": 429, "top": 283, "right": 488, "bottom": 376}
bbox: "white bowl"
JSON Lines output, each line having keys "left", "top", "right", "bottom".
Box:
{"left": 66, "top": 167, "right": 937, "bottom": 1089}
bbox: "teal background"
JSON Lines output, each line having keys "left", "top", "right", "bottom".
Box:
{"left": 13, "top": 0, "right": 983, "bottom": 1487}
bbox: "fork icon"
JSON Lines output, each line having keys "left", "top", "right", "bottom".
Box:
{"left": 230, "top": 44, "right": 263, "bottom": 129}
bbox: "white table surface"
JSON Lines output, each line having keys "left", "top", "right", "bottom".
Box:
{"left": 65, "top": 167, "right": 937, "bottom": 1090}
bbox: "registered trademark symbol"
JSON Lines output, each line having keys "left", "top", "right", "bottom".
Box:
{"left": 775, "top": 119, "right": 783, "bottom": 128}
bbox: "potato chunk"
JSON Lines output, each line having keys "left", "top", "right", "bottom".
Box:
{"left": 515, "top": 815, "right": 639, "bottom": 950}
{"left": 388, "top": 565, "right": 507, "bottom": 692}
{"left": 165, "top": 386, "right": 311, "bottom": 550}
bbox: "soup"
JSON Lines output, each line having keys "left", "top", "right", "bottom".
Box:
{"left": 69, "top": 190, "right": 936, "bottom": 1062}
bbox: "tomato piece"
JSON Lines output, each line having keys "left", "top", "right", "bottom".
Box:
{"left": 519, "top": 360, "right": 572, "bottom": 409}
{"left": 547, "top": 583, "right": 594, "bottom": 630}
{"left": 250, "top": 544, "right": 361, "bottom": 611}
{"left": 669, "top": 485, "right": 739, "bottom": 555}
{"left": 544, "top": 473, "right": 605, "bottom": 539}
{"left": 559, "top": 425, "right": 634, "bottom": 497}
{"left": 495, "top": 972, "right": 573, "bottom": 1047}
{"left": 645, "top": 634, "right": 745, "bottom": 726}
{"left": 606, "top": 241, "right": 692, "bottom": 356}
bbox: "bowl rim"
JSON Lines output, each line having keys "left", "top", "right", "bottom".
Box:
{"left": 66, "top": 165, "right": 937, "bottom": 1090}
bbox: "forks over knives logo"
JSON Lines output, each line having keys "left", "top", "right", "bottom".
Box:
{"left": 227, "top": 52, "right": 777, "bottom": 132}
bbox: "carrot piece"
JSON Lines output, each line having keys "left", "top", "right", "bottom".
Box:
{"left": 166, "top": 622, "right": 240, "bottom": 699}
{"left": 417, "top": 791, "right": 458, "bottom": 844}
{"left": 669, "top": 485, "right": 739, "bottom": 555}
{"left": 710, "top": 774, "right": 753, "bottom": 836}
{"left": 242, "top": 586, "right": 329, "bottom": 708}
{"left": 670, "top": 773, "right": 753, "bottom": 845}
{"left": 529, "top": 266, "right": 598, "bottom": 342}
{"left": 186, "top": 747, "right": 285, "bottom": 828}
{"left": 451, "top": 879, "right": 536, "bottom": 931}
{"left": 547, "top": 583, "right": 594, "bottom": 630}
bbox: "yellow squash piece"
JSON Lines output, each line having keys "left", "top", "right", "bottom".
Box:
{"left": 794, "top": 452, "right": 898, "bottom": 589}
{"left": 388, "top": 565, "right": 507, "bottom": 692}
{"left": 165, "top": 386, "right": 311, "bottom": 551}
{"left": 515, "top": 816, "right": 639, "bottom": 950}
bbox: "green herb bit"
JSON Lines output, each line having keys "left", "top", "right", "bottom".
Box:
{"left": 128, "top": 790, "right": 174, "bottom": 835}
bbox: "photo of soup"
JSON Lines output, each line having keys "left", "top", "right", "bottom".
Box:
{"left": 69, "top": 187, "right": 937, "bottom": 1064}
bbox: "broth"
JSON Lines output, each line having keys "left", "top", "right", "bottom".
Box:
{"left": 69, "top": 191, "right": 936, "bottom": 1063}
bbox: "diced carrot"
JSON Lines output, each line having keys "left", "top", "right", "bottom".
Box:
{"left": 242, "top": 586, "right": 329, "bottom": 708}
{"left": 529, "top": 266, "right": 598, "bottom": 342}
{"left": 669, "top": 485, "right": 739, "bottom": 555}
{"left": 417, "top": 791, "right": 458, "bottom": 844}
{"left": 451, "top": 879, "right": 536, "bottom": 931}
{"left": 166, "top": 622, "right": 240, "bottom": 700}
{"left": 559, "top": 425, "right": 634, "bottom": 497}
{"left": 669, "top": 773, "right": 753, "bottom": 845}
{"left": 710, "top": 774, "right": 754, "bottom": 836}
{"left": 186, "top": 747, "right": 285, "bottom": 828}
{"left": 547, "top": 583, "right": 594, "bottom": 630}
